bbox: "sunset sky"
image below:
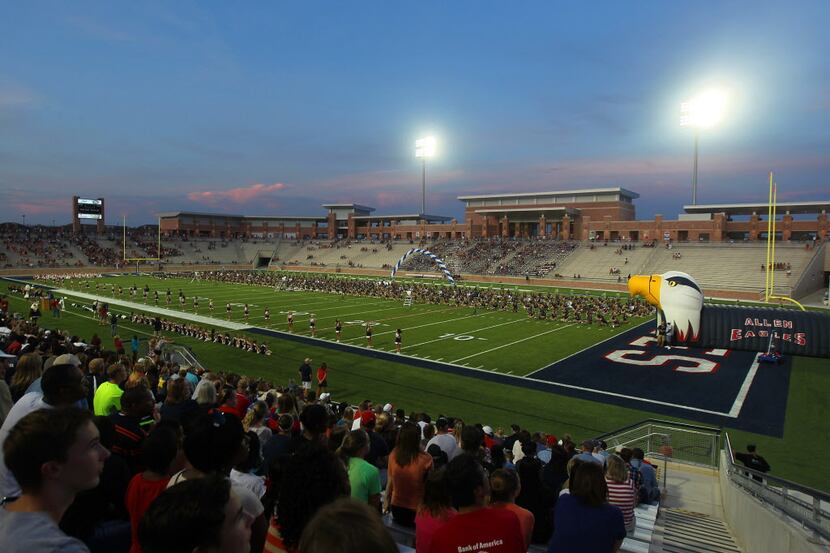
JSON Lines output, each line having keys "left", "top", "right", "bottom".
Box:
{"left": 2, "top": 1, "right": 829, "bottom": 225}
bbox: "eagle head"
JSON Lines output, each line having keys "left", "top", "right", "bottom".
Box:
{"left": 628, "top": 271, "right": 704, "bottom": 343}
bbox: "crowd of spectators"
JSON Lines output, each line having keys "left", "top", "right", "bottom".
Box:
{"left": 0, "top": 289, "right": 666, "bottom": 553}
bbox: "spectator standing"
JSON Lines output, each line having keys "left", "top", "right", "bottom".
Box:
{"left": 338, "top": 429, "right": 382, "bottom": 511}
{"left": 415, "top": 468, "right": 456, "bottom": 553}
{"left": 428, "top": 453, "right": 525, "bottom": 553}
{"left": 299, "top": 497, "right": 398, "bottom": 553}
{"left": 125, "top": 422, "right": 182, "bottom": 553}
{"left": 631, "top": 448, "right": 660, "bottom": 503}
{"left": 735, "top": 444, "right": 771, "bottom": 482}
{"left": 267, "top": 446, "right": 349, "bottom": 553}
{"left": 515, "top": 442, "right": 555, "bottom": 544}
{"left": 605, "top": 454, "right": 637, "bottom": 535}
{"left": 0, "top": 408, "right": 109, "bottom": 553}
{"left": 93, "top": 363, "right": 127, "bottom": 416}
{"left": 9, "top": 352, "right": 42, "bottom": 403}
{"left": 548, "top": 462, "right": 626, "bottom": 553}
{"left": 426, "top": 416, "right": 458, "bottom": 461}
{"left": 385, "top": 422, "right": 434, "bottom": 527}
{"left": 298, "top": 358, "right": 312, "bottom": 391}
{"left": 316, "top": 362, "right": 329, "bottom": 395}
{"left": 489, "top": 469, "right": 535, "bottom": 549}
{"left": 0, "top": 362, "right": 89, "bottom": 499}
{"left": 0, "top": 352, "right": 12, "bottom": 425}
{"left": 139, "top": 475, "right": 252, "bottom": 553}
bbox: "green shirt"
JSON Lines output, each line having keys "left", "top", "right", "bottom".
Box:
{"left": 93, "top": 381, "right": 124, "bottom": 416}
{"left": 348, "top": 457, "right": 381, "bottom": 503}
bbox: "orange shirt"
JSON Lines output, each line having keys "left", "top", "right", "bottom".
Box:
{"left": 387, "top": 450, "right": 433, "bottom": 510}
{"left": 492, "top": 502, "right": 534, "bottom": 548}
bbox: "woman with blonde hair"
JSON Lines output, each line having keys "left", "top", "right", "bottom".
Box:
{"left": 243, "top": 400, "right": 272, "bottom": 452}
{"left": 605, "top": 453, "right": 637, "bottom": 535}
{"left": 9, "top": 352, "right": 42, "bottom": 402}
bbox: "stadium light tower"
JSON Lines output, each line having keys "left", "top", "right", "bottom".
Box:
{"left": 415, "top": 136, "right": 437, "bottom": 214}
{"left": 680, "top": 90, "right": 727, "bottom": 205}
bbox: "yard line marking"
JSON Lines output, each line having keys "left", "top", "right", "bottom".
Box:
{"left": 728, "top": 354, "right": 761, "bottom": 418}
{"left": 450, "top": 324, "right": 575, "bottom": 364}
{"left": 341, "top": 311, "right": 491, "bottom": 342}
{"left": 507, "top": 370, "right": 513, "bottom": 374}
{"left": 401, "top": 318, "right": 525, "bottom": 350}
{"left": 436, "top": 358, "right": 444, "bottom": 361}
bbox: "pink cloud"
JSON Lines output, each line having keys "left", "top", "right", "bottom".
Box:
{"left": 187, "top": 182, "right": 288, "bottom": 205}
{"left": 9, "top": 198, "right": 68, "bottom": 215}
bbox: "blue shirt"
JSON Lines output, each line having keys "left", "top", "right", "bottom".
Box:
{"left": 548, "top": 494, "right": 626, "bottom": 553}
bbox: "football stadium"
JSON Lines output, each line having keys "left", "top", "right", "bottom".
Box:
{"left": 2, "top": 4, "right": 830, "bottom": 553}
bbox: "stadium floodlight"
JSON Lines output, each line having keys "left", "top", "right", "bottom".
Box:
{"left": 680, "top": 89, "right": 728, "bottom": 205}
{"left": 415, "top": 136, "right": 437, "bottom": 214}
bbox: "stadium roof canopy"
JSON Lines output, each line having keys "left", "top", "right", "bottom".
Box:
{"left": 457, "top": 187, "right": 640, "bottom": 202}
{"left": 351, "top": 213, "right": 453, "bottom": 222}
{"left": 683, "top": 201, "right": 830, "bottom": 216}
{"left": 472, "top": 206, "right": 580, "bottom": 217}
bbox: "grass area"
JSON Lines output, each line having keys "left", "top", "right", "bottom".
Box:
{"left": 4, "top": 274, "right": 829, "bottom": 492}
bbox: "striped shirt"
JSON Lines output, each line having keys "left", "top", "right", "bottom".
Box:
{"left": 605, "top": 477, "right": 637, "bottom": 531}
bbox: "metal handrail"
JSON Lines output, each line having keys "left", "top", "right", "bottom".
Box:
{"left": 723, "top": 433, "right": 830, "bottom": 541}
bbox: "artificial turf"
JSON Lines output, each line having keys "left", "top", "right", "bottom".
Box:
{"left": 3, "top": 274, "right": 828, "bottom": 492}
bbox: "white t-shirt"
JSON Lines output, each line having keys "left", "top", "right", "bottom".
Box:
{"left": 426, "top": 433, "right": 458, "bottom": 460}
{"left": 230, "top": 469, "right": 267, "bottom": 499}
{"left": 167, "top": 470, "right": 264, "bottom": 518}
{"left": 0, "top": 392, "right": 50, "bottom": 498}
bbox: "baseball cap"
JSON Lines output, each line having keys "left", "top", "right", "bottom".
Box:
{"left": 582, "top": 439, "right": 596, "bottom": 449}
{"left": 383, "top": 403, "right": 393, "bottom": 413}
{"left": 0, "top": 350, "right": 16, "bottom": 360}
{"left": 53, "top": 353, "right": 81, "bottom": 367}
{"left": 482, "top": 425, "right": 494, "bottom": 437}
{"left": 319, "top": 392, "right": 331, "bottom": 401}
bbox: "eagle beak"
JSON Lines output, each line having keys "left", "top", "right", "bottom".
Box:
{"left": 628, "top": 274, "right": 662, "bottom": 308}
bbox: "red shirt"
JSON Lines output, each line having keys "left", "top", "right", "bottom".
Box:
{"left": 429, "top": 507, "right": 524, "bottom": 553}
{"left": 317, "top": 365, "right": 327, "bottom": 383}
{"left": 235, "top": 392, "right": 251, "bottom": 415}
{"left": 125, "top": 473, "right": 170, "bottom": 553}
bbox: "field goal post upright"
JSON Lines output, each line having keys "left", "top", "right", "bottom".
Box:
{"left": 123, "top": 215, "right": 162, "bottom": 275}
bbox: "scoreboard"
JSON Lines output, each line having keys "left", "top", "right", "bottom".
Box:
{"left": 77, "top": 198, "right": 103, "bottom": 220}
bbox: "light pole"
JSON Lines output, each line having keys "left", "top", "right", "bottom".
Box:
{"left": 415, "top": 136, "right": 436, "bottom": 214}
{"left": 21, "top": 214, "right": 25, "bottom": 227}
{"left": 680, "top": 90, "right": 726, "bottom": 205}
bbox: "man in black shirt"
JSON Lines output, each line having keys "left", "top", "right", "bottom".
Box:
{"left": 298, "top": 358, "right": 313, "bottom": 391}
{"left": 735, "top": 444, "right": 771, "bottom": 482}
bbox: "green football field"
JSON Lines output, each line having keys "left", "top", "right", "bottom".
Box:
{"left": 47, "top": 273, "right": 650, "bottom": 375}
{"left": 3, "top": 273, "right": 829, "bottom": 492}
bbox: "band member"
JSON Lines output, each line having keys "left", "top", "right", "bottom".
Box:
{"left": 264, "top": 307, "right": 270, "bottom": 321}
{"left": 143, "top": 285, "right": 149, "bottom": 303}
{"left": 287, "top": 311, "right": 294, "bottom": 332}
{"left": 243, "top": 304, "right": 250, "bottom": 321}
{"left": 179, "top": 294, "right": 186, "bottom": 308}
{"left": 309, "top": 314, "right": 316, "bottom": 337}
{"left": 366, "top": 323, "right": 373, "bottom": 348}
{"left": 395, "top": 328, "right": 402, "bottom": 353}
{"left": 193, "top": 296, "right": 199, "bottom": 313}
{"left": 226, "top": 302, "right": 232, "bottom": 319}
{"left": 209, "top": 298, "right": 214, "bottom": 313}
{"left": 166, "top": 288, "right": 172, "bottom": 305}
{"left": 335, "top": 319, "right": 342, "bottom": 342}
{"left": 153, "top": 290, "right": 159, "bottom": 305}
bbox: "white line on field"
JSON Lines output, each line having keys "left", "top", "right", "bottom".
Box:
{"left": 728, "top": 354, "right": 761, "bottom": 418}
{"left": 341, "top": 311, "right": 490, "bottom": 342}
{"left": 401, "top": 318, "right": 525, "bottom": 350}
{"left": 449, "top": 324, "right": 575, "bottom": 364}
{"left": 524, "top": 321, "right": 651, "bottom": 376}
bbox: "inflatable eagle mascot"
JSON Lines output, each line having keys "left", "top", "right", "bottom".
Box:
{"left": 628, "top": 271, "right": 830, "bottom": 358}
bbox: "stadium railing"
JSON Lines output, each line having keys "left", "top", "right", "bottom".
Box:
{"left": 159, "top": 342, "right": 205, "bottom": 371}
{"left": 596, "top": 418, "right": 723, "bottom": 492}
{"left": 723, "top": 432, "right": 830, "bottom": 542}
